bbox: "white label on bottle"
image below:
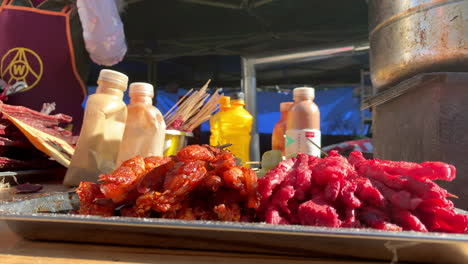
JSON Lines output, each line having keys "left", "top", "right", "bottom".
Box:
{"left": 285, "top": 129, "right": 321, "bottom": 157}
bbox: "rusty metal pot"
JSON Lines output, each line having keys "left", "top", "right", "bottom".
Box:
{"left": 369, "top": 0, "right": 468, "bottom": 90}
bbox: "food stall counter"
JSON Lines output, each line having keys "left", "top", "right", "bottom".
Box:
{"left": 0, "top": 183, "right": 391, "bottom": 264}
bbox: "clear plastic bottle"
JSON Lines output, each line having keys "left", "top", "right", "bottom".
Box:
{"left": 209, "top": 96, "right": 231, "bottom": 146}
{"left": 285, "top": 87, "right": 321, "bottom": 158}
{"left": 117, "top": 82, "right": 166, "bottom": 165}
{"left": 219, "top": 92, "right": 253, "bottom": 165}
{"left": 63, "top": 69, "right": 128, "bottom": 186}
{"left": 272, "top": 102, "right": 293, "bottom": 156}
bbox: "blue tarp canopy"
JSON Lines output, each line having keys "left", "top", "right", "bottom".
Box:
{"left": 156, "top": 87, "right": 367, "bottom": 135}
{"left": 86, "top": 86, "right": 368, "bottom": 135}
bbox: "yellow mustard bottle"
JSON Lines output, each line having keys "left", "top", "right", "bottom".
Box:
{"left": 64, "top": 69, "right": 128, "bottom": 186}
{"left": 209, "top": 96, "right": 231, "bottom": 146}
{"left": 117, "top": 82, "right": 166, "bottom": 166}
{"left": 219, "top": 92, "right": 253, "bottom": 165}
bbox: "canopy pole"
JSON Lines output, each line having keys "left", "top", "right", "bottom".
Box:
{"left": 240, "top": 43, "right": 369, "bottom": 162}
{"left": 241, "top": 57, "right": 260, "bottom": 163}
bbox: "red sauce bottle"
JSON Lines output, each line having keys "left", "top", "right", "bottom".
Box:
{"left": 285, "top": 87, "right": 321, "bottom": 157}
{"left": 272, "top": 102, "right": 293, "bottom": 156}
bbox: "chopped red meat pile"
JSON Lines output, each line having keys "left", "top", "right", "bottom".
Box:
{"left": 77, "top": 145, "right": 259, "bottom": 221}
{"left": 258, "top": 151, "right": 468, "bottom": 233}
{"left": 0, "top": 101, "right": 74, "bottom": 171}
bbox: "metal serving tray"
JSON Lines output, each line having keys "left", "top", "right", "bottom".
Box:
{"left": 0, "top": 192, "right": 467, "bottom": 263}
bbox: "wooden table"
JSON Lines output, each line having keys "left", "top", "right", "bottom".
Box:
{"left": 0, "top": 183, "right": 386, "bottom": 264}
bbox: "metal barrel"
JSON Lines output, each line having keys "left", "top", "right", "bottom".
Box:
{"left": 369, "top": 0, "right": 468, "bottom": 90}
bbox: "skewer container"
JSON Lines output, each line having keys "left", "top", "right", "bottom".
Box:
{"left": 163, "top": 129, "right": 194, "bottom": 156}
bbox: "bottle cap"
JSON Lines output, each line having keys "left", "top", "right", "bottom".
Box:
{"left": 293, "top": 87, "right": 315, "bottom": 99}
{"left": 230, "top": 92, "right": 245, "bottom": 101}
{"left": 219, "top": 96, "right": 231, "bottom": 108}
{"left": 129, "top": 82, "right": 154, "bottom": 97}
{"left": 280, "top": 102, "right": 294, "bottom": 112}
{"left": 98, "top": 69, "right": 129, "bottom": 90}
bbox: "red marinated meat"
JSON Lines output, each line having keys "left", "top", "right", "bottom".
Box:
{"left": 308, "top": 155, "right": 320, "bottom": 169}
{"left": 120, "top": 206, "right": 146, "bottom": 217}
{"left": 357, "top": 162, "right": 407, "bottom": 189}
{"left": 99, "top": 156, "right": 147, "bottom": 203}
{"left": 390, "top": 190, "right": 423, "bottom": 211}
{"left": 200, "top": 173, "right": 223, "bottom": 192}
{"left": 137, "top": 158, "right": 175, "bottom": 194}
{"left": 0, "top": 101, "right": 72, "bottom": 125}
{"left": 401, "top": 176, "right": 448, "bottom": 200}
{"left": 222, "top": 167, "right": 246, "bottom": 194}
{"left": 258, "top": 157, "right": 296, "bottom": 210}
{"left": 79, "top": 145, "right": 258, "bottom": 222}
{"left": 348, "top": 150, "right": 366, "bottom": 167}
{"left": 211, "top": 188, "right": 242, "bottom": 206}
{"left": 0, "top": 103, "right": 72, "bottom": 171}
{"left": 269, "top": 184, "right": 295, "bottom": 215}
{"left": 267, "top": 170, "right": 298, "bottom": 216}
{"left": 294, "top": 153, "right": 312, "bottom": 200}
{"left": 260, "top": 150, "right": 466, "bottom": 233}
{"left": 0, "top": 126, "right": 25, "bottom": 140}
{"left": 340, "top": 180, "right": 362, "bottom": 208}
{"left": 100, "top": 156, "right": 173, "bottom": 204}
{"left": 374, "top": 160, "right": 455, "bottom": 182}
{"left": 0, "top": 101, "right": 75, "bottom": 144}
{"left": 0, "top": 136, "right": 32, "bottom": 148}
{"left": 242, "top": 167, "right": 260, "bottom": 209}
{"left": 214, "top": 203, "right": 241, "bottom": 222}
{"left": 370, "top": 179, "right": 423, "bottom": 210}
{"left": 163, "top": 160, "right": 207, "bottom": 196}
{"left": 358, "top": 206, "right": 402, "bottom": 231}
{"left": 415, "top": 198, "right": 454, "bottom": 214}
{"left": 391, "top": 209, "right": 428, "bottom": 232}
{"left": 298, "top": 196, "right": 342, "bottom": 228}
{"left": 287, "top": 198, "right": 301, "bottom": 224}
{"left": 176, "top": 145, "right": 215, "bottom": 162}
{"left": 355, "top": 178, "right": 385, "bottom": 208}
{"left": 416, "top": 207, "right": 468, "bottom": 233}
{"left": 0, "top": 156, "right": 59, "bottom": 171}
{"left": 77, "top": 181, "right": 116, "bottom": 216}
{"left": 310, "top": 186, "right": 323, "bottom": 195}
{"left": 419, "top": 161, "right": 456, "bottom": 181}
{"left": 210, "top": 151, "right": 237, "bottom": 174}
{"left": 79, "top": 145, "right": 467, "bottom": 233}
{"left": 312, "top": 151, "right": 355, "bottom": 186}
{"left": 261, "top": 155, "right": 304, "bottom": 219}
{"left": 265, "top": 206, "right": 290, "bottom": 225}
{"left": 324, "top": 178, "right": 341, "bottom": 203}
{"left": 342, "top": 208, "right": 361, "bottom": 228}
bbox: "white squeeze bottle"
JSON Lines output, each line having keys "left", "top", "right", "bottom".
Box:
{"left": 285, "top": 87, "right": 321, "bottom": 158}
{"left": 64, "top": 69, "right": 128, "bottom": 186}
{"left": 117, "top": 82, "right": 166, "bottom": 165}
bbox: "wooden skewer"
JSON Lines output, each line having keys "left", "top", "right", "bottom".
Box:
{"left": 214, "top": 143, "right": 232, "bottom": 149}
{"left": 243, "top": 161, "right": 261, "bottom": 165}
{"left": 185, "top": 89, "right": 222, "bottom": 131}
{"left": 307, "top": 137, "right": 328, "bottom": 157}
{"left": 188, "top": 100, "right": 220, "bottom": 129}
{"left": 165, "top": 79, "right": 220, "bottom": 130}
{"left": 182, "top": 90, "right": 218, "bottom": 130}
{"left": 164, "top": 88, "right": 193, "bottom": 119}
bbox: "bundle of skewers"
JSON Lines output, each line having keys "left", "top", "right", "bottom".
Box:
{"left": 164, "top": 80, "right": 222, "bottom": 132}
